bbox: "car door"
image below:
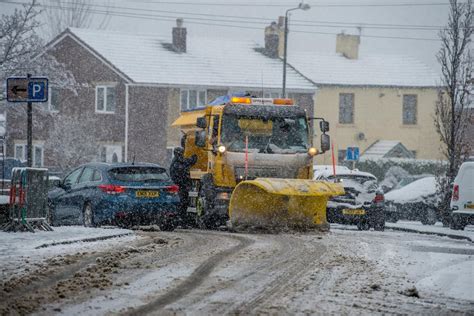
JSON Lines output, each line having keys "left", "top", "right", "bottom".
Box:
{"left": 53, "top": 167, "right": 83, "bottom": 224}
{"left": 71, "top": 167, "right": 97, "bottom": 221}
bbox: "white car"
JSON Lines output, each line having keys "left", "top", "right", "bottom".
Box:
{"left": 450, "top": 161, "right": 474, "bottom": 230}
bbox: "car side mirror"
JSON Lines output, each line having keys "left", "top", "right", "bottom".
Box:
{"left": 321, "top": 134, "right": 330, "bottom": 153}
{"left": 196, "top": 117, "right": 207, "bottom": 129}
{"left": 195, "top": 130, "right": 206, "bottom": 147}
{"left": 320, "top": 120, "right": 330, "bottom": 133}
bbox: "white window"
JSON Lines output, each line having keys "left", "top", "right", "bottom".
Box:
{"left": 14, "top": 144, "right": 25, "bottom": 162}
{"left": 99, "top": 145, "right": 122, "bottom": 163}
{"left": 48, "top": 87, "right": 59, "bottom": 112}
{"left": 14, "top": 143, "right": 44, "bottom": 166}
{"left": 264, "top": 92, "right": 281, "bottom": 98}
{"left": 96, "top": 86, "right": 116, "bottom": 113}
{"left": 180, "top": 89, "right": 207, "bottom": 111}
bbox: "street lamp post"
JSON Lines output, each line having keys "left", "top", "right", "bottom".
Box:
{"left": 282, "top": 2, "right": 310, "bottom": 98}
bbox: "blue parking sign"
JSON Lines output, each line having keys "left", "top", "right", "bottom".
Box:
{"left": 346, "top": 147, "right": 360, "bottom": 161}
{"left": 28, "top": 81, "right": 46, "bottom": 101}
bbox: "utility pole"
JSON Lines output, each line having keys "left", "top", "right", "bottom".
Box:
{"left": 27, "top": 73, "right": 33, "bottom": 167}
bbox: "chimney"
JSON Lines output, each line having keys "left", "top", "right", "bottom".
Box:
{"left": 336, "top": 33, "right": 360, "bottom": 59}
{"left": 264, "top": 17, "right": 286, "bottom": 58}
{"left": 172, "top": 18, "right": 186, "bottom": 53}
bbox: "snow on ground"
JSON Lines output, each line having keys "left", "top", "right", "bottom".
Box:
{"left": 0, "top": 226, "right": 136, "bottom": 280}
{"left": 387, "top": 220, "right": 474, "bottom": 241}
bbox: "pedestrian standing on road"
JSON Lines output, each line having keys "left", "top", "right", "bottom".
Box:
{"left": 170, "top": 147, "right": 197, "bottom": 226}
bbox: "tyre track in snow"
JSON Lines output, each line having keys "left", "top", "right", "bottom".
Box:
{"left": 123, "top": 232, "right": 254, "bottom": 315}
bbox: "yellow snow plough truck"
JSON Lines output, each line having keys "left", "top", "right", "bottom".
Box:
{"left": 172, "top": 96, "right": 344, "bottom": 231}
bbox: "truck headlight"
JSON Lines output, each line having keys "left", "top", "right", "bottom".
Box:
{"left": 218, "top": 145, "right": 226, "bottom": 153}
{"left": 308, "top": 147, "right": 318, "bottom": 156}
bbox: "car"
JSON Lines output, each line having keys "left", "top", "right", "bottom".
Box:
{"left": 450, "top": 161, "right": 474, "bottom": 230}
{"left": 47, "top": 162, "right": 181, "bottom": 231}
{"left": 315, "top": 169, "right": 385, "bottom": 231}
{"left": 384, "top": 176, "right": 439, "bottom": 225}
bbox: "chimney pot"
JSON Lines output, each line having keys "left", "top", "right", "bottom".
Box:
{"left": 172, "top": 18, "right": 187, "bottom": 53}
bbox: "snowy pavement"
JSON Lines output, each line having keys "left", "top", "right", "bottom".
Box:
{"left": 0, "top": 226, "right": 136, "bottom": 280}
{"left": 1, "top": 228, "right": 473, "bottom": 315}
{"left": 386, "top": 220, "right": 474, "bottom": 241}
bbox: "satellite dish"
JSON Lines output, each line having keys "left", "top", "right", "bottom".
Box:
{"left": 356, "top": 132, "right": 365, "bottom": 141}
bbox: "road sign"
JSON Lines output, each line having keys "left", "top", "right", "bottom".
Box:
{"left": 6, "top": 77, "right": 48, "bottom": 103}
{"left": 346, "top": 147, "right": 360, "bottom": 161}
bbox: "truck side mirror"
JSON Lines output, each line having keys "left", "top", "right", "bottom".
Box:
{"left": 196, "top": 117, "right": 207, "bottom": 129}
{"left": 321, "top": 134, "right": 330, "bottom": 153}
{"left": 195, "top": 130, "right": 206, "bottom": 147}
{"left": 320, "top": 120, "right": 330, "bottom": 133}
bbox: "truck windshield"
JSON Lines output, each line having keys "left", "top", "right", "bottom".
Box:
{"left": 221, "top": 114, "right": 309, "bottom": 153}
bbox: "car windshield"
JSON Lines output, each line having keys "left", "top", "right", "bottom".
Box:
{"left": 108, "top": 167, "right": 169, "bottom": 182}
{"left": 220, "top": 114, "right": 309, "bottom": 153}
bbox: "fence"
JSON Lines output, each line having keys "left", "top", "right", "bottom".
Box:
{"left": 1, "top": 167, "right": 52, "bottom": 232}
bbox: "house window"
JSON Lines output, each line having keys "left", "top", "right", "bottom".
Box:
{"left": 99, "top": 144, "right": 122, "bottom": 163}
{"left": 14, "top": 143, "right": 43, "bottom": 166}
{"left": 96, "top": 86, "right": 116, "bottom": 113}
{"left": 48, "top": 87, "right": 59, "bottom": 112}
{"left": 403, "top": 94, "right": 417, "bottom": 125}
{"left": 339, "top": 93, "right": 354, "bottom": 124}
{"left": 264, "top": 92, "right": 281, "bottom": 98}
{"left": 180, "top": 89, "right": 207, "bottom": 111}
{"left": 338, "top": 149, "right": 347, "bottom": 162}
{"left": 14, "top": 144, "right": 25, "bottom": 162}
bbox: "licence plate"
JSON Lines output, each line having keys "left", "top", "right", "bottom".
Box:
{"left": 136, "top": 190, "right": 159, "bottom": 198}
{"left": 342, "top": 209, "right": 366, "bottom": 215}
{"left": 466, "top": 203, "right": 474, "bottom": 209}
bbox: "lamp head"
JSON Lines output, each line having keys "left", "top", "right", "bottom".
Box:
{"left": 299, "top": 2, "right": 311, "bottom": 10}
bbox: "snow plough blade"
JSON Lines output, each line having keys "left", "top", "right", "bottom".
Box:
{"left": 228, "top": 178, "right": 344, "bottom": 232}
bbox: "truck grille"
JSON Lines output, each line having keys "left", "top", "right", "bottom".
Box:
{"left": 234, "top": 166, "right": 295, "bottom": 183}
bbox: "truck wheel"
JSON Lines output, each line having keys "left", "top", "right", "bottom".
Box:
{"left": 357, "top": 220, "right": 369, "bottom": 231}
{"left": 196, "top": 175, "right": 218, "bottom": 230}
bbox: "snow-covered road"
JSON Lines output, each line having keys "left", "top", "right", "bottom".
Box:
{"left": 1, "top": 227, "right": 473, "bottom": 315}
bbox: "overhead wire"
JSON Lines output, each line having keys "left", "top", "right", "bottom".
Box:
{"left": 2, "top": 0, "right": 444, "bottom": 41}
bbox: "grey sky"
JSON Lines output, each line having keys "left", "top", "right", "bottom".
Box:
{"left": 1, "top": 0, "right": 450, "bottom": 72}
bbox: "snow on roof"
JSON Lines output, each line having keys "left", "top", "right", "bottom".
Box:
{"left": 385, "top": 176, "right": 437, "bottom": 203}
{"left": 360, "top": 140, "right": 413, "bottom": 161}
{"left": 288, "top": 51, "right": 440, "bottom": 87}
{"left": 66, "top": 28, "right": 315, "bottom": 91}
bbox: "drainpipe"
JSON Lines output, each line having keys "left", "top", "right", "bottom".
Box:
{"left": 125, "top": 84, "right": 129, "bottom": 162}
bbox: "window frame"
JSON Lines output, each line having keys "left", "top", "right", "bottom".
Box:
{"left": 14, "top": 143, "right": 43, "bottom": 166}
{"left": 48, "top": 86, "right": 59, "bottom": 113}
{"left": 339, "top": 93, "right": 355, "bottom": 124}
{"left": 95, "top": 85, "right": 116, "bottom": 114}
{"left": 402, "top": 94, "right": 418, "bottom": 125}
{"left": 180, "top": 89, "right": 207, "bottom": 111}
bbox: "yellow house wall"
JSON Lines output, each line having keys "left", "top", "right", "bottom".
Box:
{"left": 313, "top": 86, "right": 443, "bottom": 165}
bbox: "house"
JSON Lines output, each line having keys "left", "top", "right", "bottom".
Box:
{"left": 5, "top": 19, "right": 316, "bottom": 172}
{"left": 359, "top": 140, "right": 415, "bottom": 161}
{"left": 262, "top": 18, "right": 442, "bottom": 164}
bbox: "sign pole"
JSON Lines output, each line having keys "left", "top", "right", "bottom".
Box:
{"left": 26, "top": 74, "right": 33, "bottom": 167}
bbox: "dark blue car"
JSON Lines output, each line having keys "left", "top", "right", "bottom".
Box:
{"left": 48, "top": 162, "right": 180, "bottom": 231}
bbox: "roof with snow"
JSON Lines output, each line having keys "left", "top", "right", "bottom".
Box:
{"left": 57, "top": 28, "right": 315, "bottom": 92}
{"left": 360, "top": 140, "right": 415, "bottom": 160}
{"left": 288, "top": 52, "right": 440, "bottom": 87}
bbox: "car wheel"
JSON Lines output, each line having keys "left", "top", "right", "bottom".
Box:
{"left": 357, "top": 220, "right": 370, "bottom": 231}
{"left": 83, "top": 202, "right": 95, "bottom": 227}
{"left": 450, "top": 214, "right": 465, "bottom": 230}
{"left": 422, "top": 208, "right": 437, "bottom": 225}
{"left": 47, "top": 200, "right": 55, "bottom": 226}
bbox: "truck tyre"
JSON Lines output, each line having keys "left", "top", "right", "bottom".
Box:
{"left": 196, "top": 174, "right": 218, "bottom": 229}
{"left": 357, "top": 219, "right": 369, "bottom": 231}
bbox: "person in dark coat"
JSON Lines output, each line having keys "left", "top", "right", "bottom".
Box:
{"left": 170, "top": 147, "right": 197, "bottom": 224}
